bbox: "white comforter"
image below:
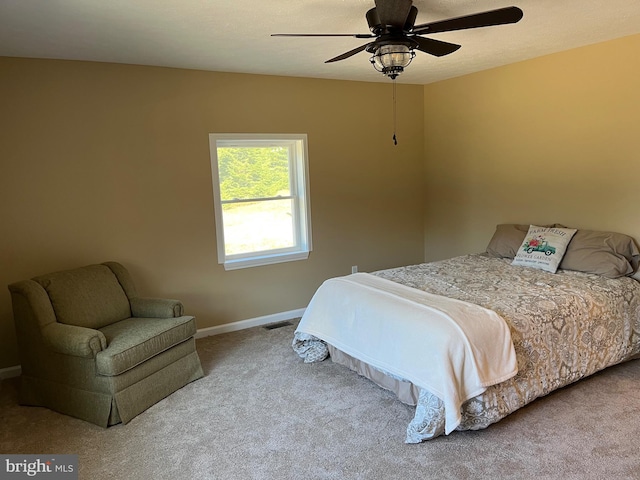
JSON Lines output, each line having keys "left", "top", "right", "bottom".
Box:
{"left": 295, "top": 272, "right": 518, "bottom": 434}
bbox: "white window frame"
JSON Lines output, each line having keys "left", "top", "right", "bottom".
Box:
{"left": 208, "top": 133, "right": 312, "bottom": 270}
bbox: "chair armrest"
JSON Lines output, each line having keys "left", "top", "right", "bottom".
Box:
{"left": 41, "top": 323, "right": 107, "bottom": 358}
{"left": 130, "top": 297, "right": 184, "bottom": 318}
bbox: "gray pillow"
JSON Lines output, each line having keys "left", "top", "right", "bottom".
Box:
{"left": 486, "top": 224, "right": 553, "bottom": 259}
{"left": 559, "top": 230, "right": 640, "bottom": 278}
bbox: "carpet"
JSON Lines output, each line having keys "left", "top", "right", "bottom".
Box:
{"left": 1, "top": 320, "right": 639, "bottom": 479}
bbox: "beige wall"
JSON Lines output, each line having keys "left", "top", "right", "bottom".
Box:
{"left": 423, "top": 33, "right": 640, "bottom": 261}
{"left": 0, "top": 58, "right": 425, "bottom": 368}
{"left": 4, "top": 33, "right": 638, "bottom": 369}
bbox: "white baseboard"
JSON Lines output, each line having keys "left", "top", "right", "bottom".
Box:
{"left": 194, "top": 308, "right": 305, "bottom": 338}
{"left": 0, "top": 365, "right": 21, "bottom": 380}
{"left": 0, "top": 309, "right": 305, "bottom": 379}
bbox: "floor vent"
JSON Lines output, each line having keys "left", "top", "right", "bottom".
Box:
{"left": 264, "top": 321, "right": 293, "bottom": 330}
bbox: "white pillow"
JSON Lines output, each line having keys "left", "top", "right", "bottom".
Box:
{"left": 511, "top": 225, "right": 577, "bottom": 273}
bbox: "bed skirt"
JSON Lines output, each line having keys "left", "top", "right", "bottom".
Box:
{"left": 327, "top": 344, "right": 420, "bottom": 406}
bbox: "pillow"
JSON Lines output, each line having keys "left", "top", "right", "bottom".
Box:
{"left": 486, "top": 223, "right": 558, "bottom": 259}
{"left": 511, "top": 225, "right": 577, "bottom": 273}
{"left": 559, "top": 230, "right": 640, "bottom": 278}
{"left": 486, "top": 224, "right": 530, "bottom": 259}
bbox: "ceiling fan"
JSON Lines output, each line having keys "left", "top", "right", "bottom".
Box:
{"left": 272, "top": 0, "right": 524, "bottom": 79}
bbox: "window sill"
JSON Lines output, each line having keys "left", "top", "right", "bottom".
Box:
{"left": 222, "top": 251, "right": 310, "bottom": 271}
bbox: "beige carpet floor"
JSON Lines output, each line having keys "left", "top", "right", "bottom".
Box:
{"left": 1, "top": 320, "right": 640, "bottom": 480}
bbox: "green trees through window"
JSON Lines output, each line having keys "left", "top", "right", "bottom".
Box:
{"left": 218, "top": 147, "right": 290, "bottom": 201}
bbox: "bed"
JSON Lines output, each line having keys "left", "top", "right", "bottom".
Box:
{"left": 293, "top": 225, "right": 640, "bottom": 443}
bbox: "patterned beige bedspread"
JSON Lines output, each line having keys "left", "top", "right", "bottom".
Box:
{"left": 372, "top": 254, "right": 640, "bottom": 442}
{"left": 294, "top": 254, "right": 640, "bottom": 442}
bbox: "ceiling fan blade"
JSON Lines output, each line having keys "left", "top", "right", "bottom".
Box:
{"left": 413, "top": 36, "right": 461, "bottom": 57}
{"left": 272, "top": 33, "right": 374, "bottom": 38}
{"left": 325, "top": 43, "right": 371, "bottom": 63}
{"left": 374, "top": 0, "right": 413, "bottom": 28}
{"left": 412, "top": 6, "right": 523, "bottom": 35}
{"left": 404, "top": 6, "right": 418, "bottom": 31}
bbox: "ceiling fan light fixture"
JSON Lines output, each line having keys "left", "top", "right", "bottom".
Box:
{"left": 370, "top": 44, "right": 415, "bottom": 79}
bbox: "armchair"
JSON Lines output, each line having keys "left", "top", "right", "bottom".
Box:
{"left": 8, "top": 261, "right": 204, "bottom": 427}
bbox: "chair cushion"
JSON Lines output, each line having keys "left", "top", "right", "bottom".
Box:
{"left": 34, "top": 264, "right": 131, "bottom": 329}
{"left": 95, "top": 316, "right": 197, "bottom": 376}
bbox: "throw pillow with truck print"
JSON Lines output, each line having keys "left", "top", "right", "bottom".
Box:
{"left": 512, "top": 225, "right": 577, "bottom": 273}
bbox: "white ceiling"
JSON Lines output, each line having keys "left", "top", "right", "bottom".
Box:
{"left": 1, "top": 0, "right": 640, "bottom": 85}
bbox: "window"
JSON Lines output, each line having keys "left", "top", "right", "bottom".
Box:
{"left": 208, "top": 134, "right": 312, "bottom": 270}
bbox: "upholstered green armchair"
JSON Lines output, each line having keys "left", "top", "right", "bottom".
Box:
{"left": 8, "top": 261, "right": 204, "bottom": 427}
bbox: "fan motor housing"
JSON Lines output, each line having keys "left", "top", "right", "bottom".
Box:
{"left": 367, "top": 5, "right": 418, "bottom": 35}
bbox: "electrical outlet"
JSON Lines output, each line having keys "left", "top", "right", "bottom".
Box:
{"left": 351, "top": 265, "right": 358, "bottom": 274}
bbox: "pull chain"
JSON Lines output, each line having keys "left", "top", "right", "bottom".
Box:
{"left": 392, "top": 78, "right": 398, "bottom": 146}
